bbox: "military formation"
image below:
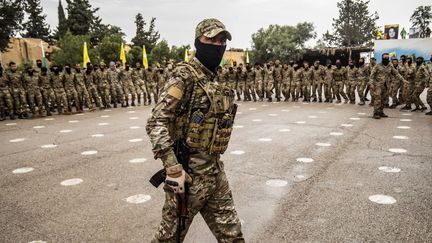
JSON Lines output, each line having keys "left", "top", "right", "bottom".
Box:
{"left": 0, "top": 59, "right": 174, "bottom": 121}
{"left": 214, "top": 55, "right": 432, "bottom": 118}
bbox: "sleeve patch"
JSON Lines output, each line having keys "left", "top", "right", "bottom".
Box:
{"left": 167, "top": 86, "right": 183, "bottom": 100}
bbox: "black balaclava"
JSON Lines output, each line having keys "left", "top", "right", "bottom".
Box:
{"left": 36, "top": 61, "right": 42, "bottom": 68}
{"left": 194, "top": 38, "right": 226, "bottom": 73}
{"left": 416, "top": 57, "right": 423, "bottom": 66}
{"left": 336, "top": 62, "right": 342, "bottom": 69}
{"left": 407, "top": 58, "right": 412, "bottom": 65}
{"left": 65, "top": 66, "right": 71, "bottom": 74}
{"left": 75, "top": 67, "right": 81, "bottom": 73}
{"left": 27, "top": 68, "right": 34, "bottom": 76}
{"left": 289, "top": 61, "right": 294, "bottom": 67}
{"left": 41, "top": 67, "right": 48, "bottom": 76}
{"left": 359, "top": 59, "right": 364, "bottom": 66}
{"left": 0, "top": 66, "right": 3, "bottom": 76}
{"left": 53, "top": 66, "right": 60, "bottom": 75}
{"left": 86, "top": 67, "right": 92, "bottom": 74}
{"left": 382, "top": 54, "right": 390, "bottom": 66}
{"left": 125, "top": 65, "right": 130, "bottom": 71}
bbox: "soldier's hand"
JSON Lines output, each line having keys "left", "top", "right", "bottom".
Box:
{"left": 165, "top": 164, "right": 192, "bottom": 194}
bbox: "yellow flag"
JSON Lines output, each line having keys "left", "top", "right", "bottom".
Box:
{"left": 142, "top": 45, "right": 149, "bottom": 69}
{"left": 230, "top": 58, "right": 234, "bottom": 67}
{"left": 184, "top": 49, "right": 189, "bottom": 62}
{"left": 83, "top": 42, "right": 90, "bottom": 67}
{"left": 120, "top": 43, "right": 126, "bottom": 68}
{"left": 245, "top": 51, "right": 250, "bottom": 64}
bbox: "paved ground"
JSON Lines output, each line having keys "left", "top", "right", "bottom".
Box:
{"left": 1, "top": 97, "right": 431, "bottom": 243}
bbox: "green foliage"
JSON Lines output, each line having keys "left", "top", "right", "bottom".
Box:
{"left": 50, "top": 32, "right": 99, "bottom": 65}
{"left": 170, "top": 45, "right": 190, "bottom": 63}
{"left": 53, "top": 0, "right": 68, "bottom": 39}
{"left": 150, "top": 40, "right": 170, "bottom": 64}
{"left": 0, "top": 0, "right": 24, "bottom": 52}
{"left": 129, "top": 45, "right": 143, "bottom": 66}
{"left": 323, "top": 0, "right": 378, "bottom": 47}
{"left": 131, "top": 13, "right": 160, "bottom": 52}
{"left": 22, "top": 0, "right": 51, "bottom": 41}
{"left": 410, "top": 5, "right": 432, "bottom": 38}
{"left": 250, "top": 22, "right": 316, "bottom": 63}
{"left": 65, "top": 0, "right": 98, "bottom": 35}
{"left": 96, "top": 33, "right": 124, "bottom": 63}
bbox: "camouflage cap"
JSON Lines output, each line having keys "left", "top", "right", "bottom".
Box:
{"left": 100, "top": 61, "right": 106, "bottom": 66}
{"left": 195, "top": 18, "right": 232, "bottom": 41}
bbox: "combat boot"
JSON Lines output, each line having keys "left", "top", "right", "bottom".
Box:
{"left": 46, "top": 110, "right": 52, "bottom": 116}
{"left": 419, "top": 107, "right": 427, "bottom": 112}
{"left": 113, "top": 103, "right": 117, "bottom": 108}
{"left": 131, "top": 102, "right": 136, "bottom": 106}
{"left": 373, "top": 113, "right": 381, "bottom": 119}
{"left": 0, "top": 112, "right": 5, "bottom": 121}
{"left": 400, "top": 105, "right": 411, "bottom": 110}
{"left": 312, "top": 98, "right": 317, "bottom": 102}
{"left": 335, "top": 100, "right": 341, "bottom": 104}
{"left": 319, "top": 98, "right": 322, "bottom": 103}
{"left": 411, "top": 107, "right": 419, "bottom": 112}
{"left": 268, "top": 97, "right": 272, "bottom": 102}
{"left": 10, "top": 113, "right": 16, "bottom": 120}
{"left": 276, "top": 97, "right": 281, "bottom": 102}
{"left": 358, "top": 101, "right": 365, "bottom": 105}
{"left": 121, "top": 102, "right": 127, "bottom": 108}
{"left": 389, "top": 104, "right": 397, "bottom": 109}
{"left": 344, "top": 99, "right": 349, "bottom": 104}
{"left": 425, "top": 111, "right": 432, "bottom": 115}
{"left": 89, "top": 106, "right": 97, "bottom": 112}
{"left": 379, "top": 112, "right": 388, "bottom": 118}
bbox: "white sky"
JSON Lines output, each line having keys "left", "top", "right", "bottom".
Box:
{"left": 40, "top": 0, "right": 431, "bottom": 49}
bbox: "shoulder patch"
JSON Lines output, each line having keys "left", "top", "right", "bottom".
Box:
{"left": 167, "top": 86, "right": 183, "bottom": 100}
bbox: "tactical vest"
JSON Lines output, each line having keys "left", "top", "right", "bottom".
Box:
{"left": 174, "top": 63, "right": 236, "bottom": 155}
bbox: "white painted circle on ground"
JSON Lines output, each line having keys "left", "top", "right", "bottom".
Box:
{"left": 266, "top": 179, "right": 288, "bottom": 187}
{"left": 279, "top": 128, "right": 291, "bottom": 132}
{"left": 341, "top": 124, "right": 353, "bottom": 127}
{"left": 393, "top": 135, "right": 409, "bottom": 140}
{"left": 295, "top": 175, "right": 305, "bottom": 179}
{"left": 296, "top": 121, "right": 306, "bottom": 124}
{"left": 350, "top": 117, "right": 361, "bottom": 120}
{"left": 389, "top": 148, "right": 407, "bottom": 153}
{"left": 68, "top": 120, "right": 79, "bottom": 123}
{"left": 397, "top": 126, "right": 410, "bottom": 129}
{"left": 129, "top": 117, "right": 139, "bottom": 120}
{"left": 368, "top": 194, "right": 396, "bottom": 205}
{"left": 9, "top": 138, "right": 25, "bottom": 143}
{"left": 258, "top": 138, "right": 272, "bottom": 142}
{"left": 127, "top": 110, "right": 136, "bottom": 113}
{"left": 41, "top": 144, "right": 57, "bottom": 149}
{"left": 13, "top": 167, "right": 34, "bottom": 174}
{"left": 127, "top": 106, "right": 134, "bottom": 109}
{"left": 44, "top": 118, "right": 55, "bottom": 121}
{"left": 100, "top": 115, "right": 110, "bottom": 118}
{"left": 302, "top": 102, "right": 310, "bottom": 105}
{"left": 98, "top": 123, "right": 109, "bottom": 126}
{"left": 129, "top": 158, "right": 147, "bottom": 163}
{"left": 378, "top": 166, "right": 401, "bottom": 173}
{"left": 357, "top": 112, "right": 366, "bottom": 115}
{"left": 296, "top": 157, "right": 314, "bottom": 163}
{"left": 316, "top": 143, "right": 331, "bottom": 147}
{"left": 400, "top": 119, "right": 412, "bottom": 122}
{"left": 281, "top": 109, "right": 290, "bottom": 112}
{"left": 81, "top": 150, "right": 98, "bottom": 155}
{"left": 308, "top": 115, "right": 318, "bottom": 119}
{"left": 5, "top": 122, "right": 17, "bottom": 126}
{"left": 233, "top": 125, "right": 244, "bottom": 128}
{"left": 129, "top": 126, "right": 141, "bottom": 129}
{"left": 330, "top": 132, "right": 343, "bottom": 136}
{"left": 401, "top": 113, "right": 412, "bottom": 116}
{"left": 104, "top": 109, "right": 112, "bottom": 112}
{"left": 60, "top": 129, "right": 72, "bottom": 133}
{"left": 124, "top": 194, "right": 151, "bottom": 204}
{"left": 249, "top": 108, "right": 257, "bottom": 111}
{"left": 252, "top": 119, "right": 262, "bottom": 122}
{"left": 92, "top": 134, "right": 104, "bottom": 138}
{"left": 61, "top": 178, "right": 83, "bottom": 186}
{"left": 230, "top": 150, "right": 245, "bottom": 155}
{"left": 268, "top": 113, "right": 278, "bottom": 116}
{"left": 261, "top": 104, "right": 269, "bottom": 107}
{"left": 28, "top": 241, "right": 47, "bottom": 243}
{"left": 129, "top": 138, "right": 143, "bottom": 143}
{"left": 74, "top": 113, "right": 84, "bottom": 116}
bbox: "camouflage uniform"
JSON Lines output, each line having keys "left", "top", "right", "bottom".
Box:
{"left": 281, "top": 66, "right": 292, "bottom": 101}
{"left": 388, "top": 63, "right": 402, "bottom": 107}
{"left": 332, "top": 66, "right": 348, "bottom": 103}
{"left": 311, "top": 65, "right": 325, "bottom": 102}
{"left": 50, "top": 73, "right": 68, "bottom": 113}
{"left": 146, "top": 19, "right": 244, "bottom": 243}
{"left": 0, "top": 73, "right": 13, "bottom": 119}
{"left": 107, "top": 68, "right": 124, "bottom": 107}
{"left": 236, "top": 67, "right": 246, "bottom": 101}
{"left": 7, "top": 70, "right": 28, "bottom": 116}
{"left": 145, "top": 68, "right": 158, "bottom": 104}
{"left": 357, "top": 64, "right": 370, "bottom": 105}
{"left": 273, "top": 64, "right": 283, "bottom": 101}
{"left": 63, "top": 72, "right": 80, "bottom": 112}
{"left": 94, "top": 68, "right": 111, "bottom": 108}
{"left": 38, "top": 72, "right": 55, "bottom": 115}
{"left": 132, "top": 68, "right": 148, "bottom": 105}
{"left": 301, "top": 67, "right": 313, "bottom": 102}
{"left": 292, "top": 68, "right": 303, "bottom": 101}
{"left": 225, "top": 68, "right": 237, "bottom": 92}
{"left": 84, "top": 71, "right": 102, "bottom": 108}
{"left": 346, "top": 66, "right": 359, "bottom": 104}
{"left": 369, "top": 63, "right": 404, "bottom": 116}
{"left": 23, "top": 72, "right": 43, "bottom": 115}
{"left": 119, "top": 68, "right": 137, "bottom": 106}
{"left": 74, "top": 71, "right": 93, "bottom": 109}
{"left": 244, "top": 68, "right": 256, "bottom": 101}
{"left": 254, "top": 66, "right": 264, "bottom": 101}
{"left": 264, "top": 65, "right": 274, "bottom": 100}
{"left": 156, "top": 69, "right": 167, "bottom": 96}
{"left": 323, "top": 66, "right": 334, "bottom": 102}
{"left": 412, "top": 64, "right": 430, "bottom": 110}
{"left": 403, "top": 64, "right": 416, "bottom": 108}
{"left": 426, "top": 68, "right": 432, "bottom": 114}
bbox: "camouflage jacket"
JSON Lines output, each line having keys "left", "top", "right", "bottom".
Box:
{"left": 414, "top": 64, "right": 430, "bottom": 86}
{"left": 245, "top": 69, "right": 255, "bottom": 84}
{"left": 301, "top": 68, "right": 313, "bottom": 84}
{"left": 74, "top": 72, "right": 86, "bottom": 89}
{"left": 62, "top": 72, "right": 76, "bottom": 89}
{"left": 50, "top": 73, "right": 65, "bottom": 89}
{"left": 311, "top": 66, "right": 324, "bottom": 82}
{"left": 107, "top": 69, "right": 120, "bottom": 85}
{"left": 6, "top": 71, "right": 24, "bottom": 89}
{"left": 0, "top": 73, "right": 10, "bottom": 90}
{"left": 332, "top": 67, "right": 347, "bottom": 82}
{"left": 23, "top": 73, "right": 40, "bottom": 90}
{"left": 357, "top": 65, "right": 370, "bottom": 82}
{"left": 273, "top": 65, "right": 283, "bottom": 82}
{"left": 347, "top": 66, "right": 358, "bottom": 82}
{"left": 282, "top": 67, "right": 293, "bottom": 82}
{"left": 254, "top": 68, "right": 264, "bottom": 83}
{"left": 292, "top": 69, "right": 303, "bottom": 83}
{"left": 38, "top": 74, "right": 52, "bottom": 89}
{"left": 370, "top": 64, "right": 404, "bottom": 86}
{"left": 323, "top": 66, "right": 334, "bottom": 83}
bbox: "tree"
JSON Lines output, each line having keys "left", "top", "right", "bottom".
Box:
{"left": 22, "top": 0, "right": 50, "bottom": 41}
{"left": 96, "top": 33, "right": 124, "bottom": 63}
{"left": 410, "top": 5, "right": 432, "bottom": 38}
{"left": 150, "top": 40, "right": 170, "bottom": 64}
{"left": 131, "top": 13, "right": 160, "bottom": 52}
{"left": 323, "top": 0, "right": 378, "bottom": 47}
{"left": 250, "top": 22, "right": 316, "bottom": 63}
{"left": 53, "top": 0, "right": 68, "bottom": 39}
{"left": 0, "top": 0, "right": 24, "bottom": 52}
{"left": 65, "top": 0, "right": 98, "bottom": 35}
{"left": 129, "top": 45, "right": 143, "bottom": 65}
{"left": 50, "top": 32, "right": 99, "bottom": 65}
{"left": 170, "top": 45, "right": 191, "bottom": 63}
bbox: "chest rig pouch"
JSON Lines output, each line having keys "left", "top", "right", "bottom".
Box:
{"left": 175, "top": 63, "right": 237, "bottom": 155}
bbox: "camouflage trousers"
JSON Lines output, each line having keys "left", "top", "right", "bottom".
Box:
{"left": 236, "top": 82, "right": 245, "bottom": 101}
{"left": 311, "top": 80, "right": 318, "bottom": 99}
{"left": 403, "top": 80, "right": 415, "bottom": 107}
{"left": 76, "top": 86, "right": 93, "bottom": 108}
{"left": 10, "top": 88, "right": 28, "bottom": 114}
{"left": 412, "top": 83, "right": 426, "bottom": 108}
{"left": 302, "top": 82, "right": 311, "bottom": 101}
{"left": 356, "top": 80, "right": 367, "bottom": 103}
{"left": 152, "top": 170, "right": 244, "bottom": 243}
{"left": 98, "top": 85, "right": 111, "bottom": 107}
{"left": 324, "top": 81, "right": 332, "bottom": 101}
{"left": 0, "top": 88, "right": 13, "bottom": 114}
{"left": 53, "top": 88, "right": 68, "bottom": 112}
{"left": 346, "top": 80, "right": 356, "bottom": 102}
{"left": 134, "top": 81, "right": 148, "bottom": 104}
{"left": 274, "top": 80, "right": 281, "bottom": 99}
{"left": 281, "top": 81, "right": 291, "bottom": 100}
{"left": 294, "top": 81, "right": 302, "bottom": 100}
{"left": 122, "top": 81, "right": 136, "bottom": 104}
{"left": 87, "top": 85, "right": 102, "bottom": 107}
{"left": 427, "top": 86, "right": 432, "bottom": 108}
{"left": 147, "top": 83, "right": 158, "bottom": 103}
{"left": 333, "top": 81, "right": 348, "bottom": 101}
{"left": 372, "top": 83, "right": 386, "bottom": 114}
{"left": 254, "top": 81, "right": 264, "bottom": 99}
{"left": 27, "top": 88, "right": 43, "bottom": 113}
{"left": 110, "top": 82, "right": 125, "bottom": 104}
{"left": 389, "top": 80, "right": 402, "bottom": 105}
{"left": 244, "top": 82, "right": 256, "bottom": 101}
{"left": 41, "top": 88, "right": 55, "bottom": 111}
{"left": 265, "top": 80, "right": 274, "bottom": 99}
{"left": 65, "top": 87, "right": 79, "bottom": 110}
{"left": 314, "top": 81, "right": 325, "bottom": 100}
